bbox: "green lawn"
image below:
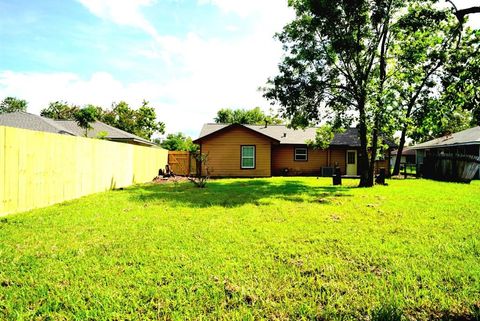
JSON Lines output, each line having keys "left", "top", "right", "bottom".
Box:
{"left": 1, "top": 178, "right": 479, "bottom": 320}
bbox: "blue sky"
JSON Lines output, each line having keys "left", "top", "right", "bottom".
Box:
{"left": 0, "top": 0, "right": 478, "bottom": 137}
{"left": 0, "top": 0, "right": 293, "bottom": 137}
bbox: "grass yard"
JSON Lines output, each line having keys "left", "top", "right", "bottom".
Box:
{"left": 1, "top": 178, "right": 479, "bottom": 320}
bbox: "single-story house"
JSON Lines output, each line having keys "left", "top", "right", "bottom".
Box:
{"left": 390, "top": 147, "right": 416, "bottom": 168}
{"left": 193, "top": 123, "right": 396, "bottom": 177}
{"left": 411, "top": 126, "right": 480, "bottom": 179}
{"left": 0, "top": 111, "right": 156, "bottom": 147}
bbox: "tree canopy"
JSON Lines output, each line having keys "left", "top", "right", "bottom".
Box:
{"left": 40, "top": 100, "right": 165, "bottom": 140}
{"left": 40, "top": 101, "right": 80, "bottom": 120}
{"left": 214, "top": 107, "right": 283, "bottom": 125}
{"left": 0, "top": 97, "right": 28, "bottom": 114}
{"left": 160, "top": 133, "right": 198, "bottom": 152}
{"left": 74, "top": 106, "right": 98, "bottom": 137}
{"left": 265, "top": 0, "right": 479, "bottom": 186}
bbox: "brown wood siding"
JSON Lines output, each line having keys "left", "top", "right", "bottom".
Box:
{"left": 331, "top": 148, "right": 347, "bottom": 175}
{"left": 200, "top": 127, "right": 271, "bottom": 177}
{"left": 272, "top": 145, "right": 328, "bottom": 176}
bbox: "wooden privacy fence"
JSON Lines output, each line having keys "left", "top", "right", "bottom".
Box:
{"left": 168, "top": 151, "right": 196, "bottom": 176}
{"left": 0, "top": 126, "right": 168, "bottom": 216}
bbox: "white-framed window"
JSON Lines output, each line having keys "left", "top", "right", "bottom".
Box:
{"left": 241, "top": 145, "right": 255, "bottom": 169}
{"left": 295, "top": 147, "right": 308, "bottom": 161}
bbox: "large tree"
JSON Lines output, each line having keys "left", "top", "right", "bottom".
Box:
{"left": 74, "top": 106, "right": 98, "bottom": 137}
{"left": 104, "top": 100, "right": 165, "bottom": 140}
{"left": 265, "top": 0, "right": 479, "bottom": 185}
{"left": 214, "top": 107, "right": 282, "bottom": 125}
{"left": 265, "top": 0, "right": 404, "bottom": 187}
{"left": 405, "top": 28, "right": 479, "bottom": 143}
{"left": 41, "top": 100, "right": 165, "bottom": 140}
{"left": 0, "top": 97, "right": 28, "bottom": 114}
{"left": 390, "top": 3, "right": 477, "bottom": 175}
{"left": 160, "top": 133, "right": 198, "bottom": 152}
{"left": 40, "top": 101, "right": 79, "bottom": 120}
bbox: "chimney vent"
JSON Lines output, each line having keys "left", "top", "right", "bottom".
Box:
{"left": 282, "top": 133, "right": 287, "bottom": 138}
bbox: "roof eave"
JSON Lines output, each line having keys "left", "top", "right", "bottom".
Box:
{"left": 194, "top": 123, "right": 280, "bottom": 144}
{"left": 108, "top": 137, "right": 156, "bottom": 146}
{"left": 411, "top": 141, "right": 480, "bottom": 150}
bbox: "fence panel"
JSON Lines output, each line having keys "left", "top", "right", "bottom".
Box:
{"left": 0, "top": 126, "right": 168, "bottom": 216}
{"left": 168, "top": 151, "right": 193, "bottom": 176}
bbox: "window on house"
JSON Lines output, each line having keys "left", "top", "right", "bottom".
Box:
{"left": 347, "top": 151, "right": 356, "bottom": 164}
{"left": 295, "top": 147, "right": 308, "bottom": 161}
{"left": 241, "top": 146, "right": 255, "bottom": 169}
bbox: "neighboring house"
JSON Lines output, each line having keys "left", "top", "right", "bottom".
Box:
{"left": 55, "top": 120, "right": 155, "bottom": 146}
{"left": 390, "top": 147, "right": 416, "bottom": 168}
{"left": 193, "top": 123, "right": 396, "bottom": 177}
{"left": 0, "top": 111, "right": 76, "bottom": 136}
{"left": 0, "top": 112, "right": 155, "bottom": 147}
{"left": 411, "top": 126, "right": 480, "bottom": 179}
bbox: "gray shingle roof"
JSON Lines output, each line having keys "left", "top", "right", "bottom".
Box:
{"left": 0, "top": 112, "right": 155, "bottom": 146}
{"left": 391, "top": 147, "right": 416, "bottom": 156}
{"left": 0, "top": 112, "right": 76, "bottom": 135}
{"left": 195, "top": 124, "right": 396, "bottom": 147}
{"left": 55, "top": 120, "right": 155, "bottom": 146}
{"left": 411, "top": 126, "right": 480, "bottom": 150}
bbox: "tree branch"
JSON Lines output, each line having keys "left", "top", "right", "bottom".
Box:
{"left": 445, "top": 1, "right": 480, "bottom": 22}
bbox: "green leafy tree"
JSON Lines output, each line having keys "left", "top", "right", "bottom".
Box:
{"left": 264, "top": 0, "right": 405, "bottom": 187}
{"left": 214, "top": 107, "right": 282, "bottom": 125}
{"left": 102, "top": 101, "right": 165, "bottom": 140}
{"left": 0, "top": 97, "right": 28, "bottom": 114}
{"left": 306, "top": 125, "right": 339, "bottom": 150}
{"left": 74, "top": 106, "right": 98, "bottom": 137}
{"left": 40, "top": 101, "right": 79, "bottom": 120}
{"left": 389, "top": 4, "right": 466, "bottom": 175}
{"left": 265, "top": 0, "right": 479, "bottom": 185}
{"left": 413, "top": 27, "right": 480, "bottom": 138}
{"left": 161, "top": 133, "right": 198, "bottom": 152}
{"left": 134, "top": 101, "right": 166, "bottom": 139}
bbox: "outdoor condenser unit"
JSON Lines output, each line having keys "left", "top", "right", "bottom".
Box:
{"left": 321, "top": 167, "right": 334, "bottom": 177}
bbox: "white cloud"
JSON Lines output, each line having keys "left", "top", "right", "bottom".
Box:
{"left": 76, "top": 0, "right": 159, "bottom": 38}
{"left": 1, "top": 1, "right": 295, "bottom": 137}
{"left": 3, "top": 0, "right": 478, "bottom": 138}
{"left": 0, "top": 71, "right": 152, "bottom": 110}
{"left": 197, "top": 0, "right": 291, "bottom": 20}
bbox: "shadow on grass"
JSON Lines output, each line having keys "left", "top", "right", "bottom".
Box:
{"left": 128, "top": 179, "right": 352, "bottom": 208}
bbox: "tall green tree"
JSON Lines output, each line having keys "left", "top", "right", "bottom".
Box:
{"left": 0, "top": 97, "right": 28, "bottom": 114}
{"left": 103, "top": 101, "right": 165, "bottom": 140}
{"left": 134, "top": 101, "right": 166, "bottom": 139}
{"left": 40, "top": 100, "right": 166, "bottom": 140}
{"left": 40, "top": 101, "right": 79, "bottom": 120}
{"left": 414, "top": 27, "right": 480, "bottom": 138}
{"left": 389, "top": 4, "right": 468, "bottom": 175}
{"left": 74, "top": 106, "right": 98, "bottom": 137}
{"left": 264, "top": 0, "right": 404, "bottom": 187}
{"left": 214, "top": 107, "right": 282, "bottom": 125}
{"left": 160, "top": 133, "right": 198, "bottom": 152}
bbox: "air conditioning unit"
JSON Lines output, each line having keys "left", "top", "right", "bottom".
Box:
{"left": 321, "top": 167, "right": 334, "bottom": 177}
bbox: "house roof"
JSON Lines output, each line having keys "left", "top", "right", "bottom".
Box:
{"left": 0, "top": 112, "right": 155, "bottom": 146}
{"left": 195, "top": 123, "right": 397, "bottom": 148}
{"left": 411, "top": 126, "right": 480, "bottom": 150}
{"left": 391, "top": 147, "right": 416, "bottom": 156}
{"left": 55, "top": 120, "right": 155, "bottom": 146}
{"left": 0, "top": 111, "right": 76, "bottom": 135}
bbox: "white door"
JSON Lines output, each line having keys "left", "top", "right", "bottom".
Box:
{"left": 346, "top": 150, "right": 357, "bottom": 176}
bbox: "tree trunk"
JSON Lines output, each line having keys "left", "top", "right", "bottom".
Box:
{"left": 358, "top": 98, "right": 371, "bottom": 187}
{"left": 367, "top": 16, "right": 389, "bottom": 186}
{"left": 393, "top": 125, "right": 408, "bottom": 175}
{"left": 368, "top": 124, "right": 379, "bottom": 186}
